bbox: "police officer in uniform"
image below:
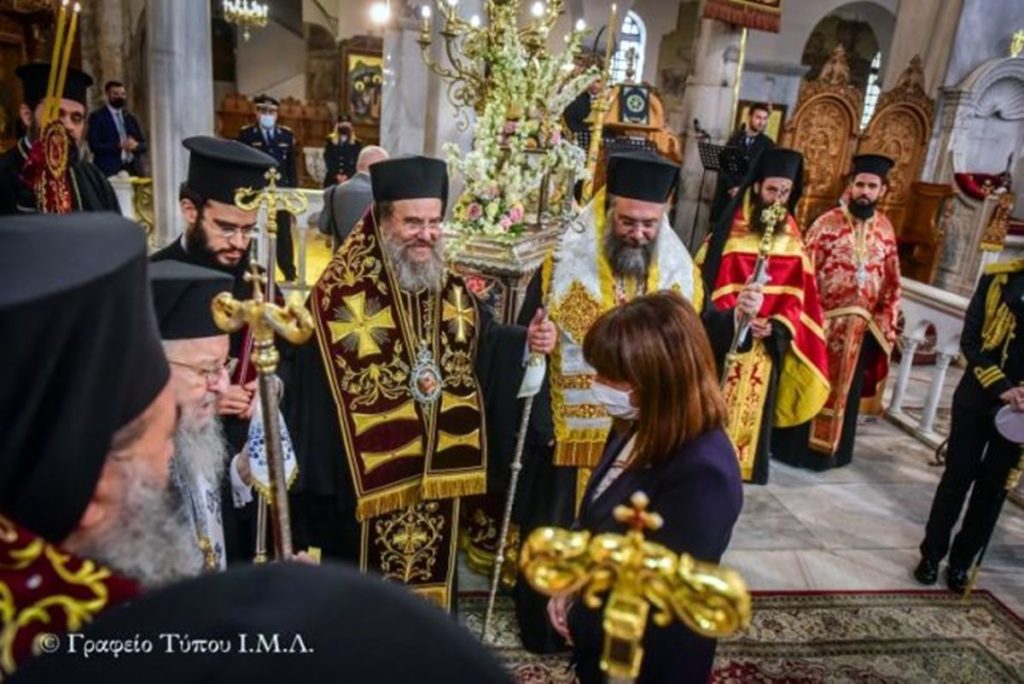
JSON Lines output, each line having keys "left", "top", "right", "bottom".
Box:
{"left": 236, "top": 94, "right": 298, "bottom": 281}
{"left": 915, "top": 258, "right": 1024, "bottom": 592}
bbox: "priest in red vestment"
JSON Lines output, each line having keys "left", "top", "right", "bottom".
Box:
{"left": 698, "top": 148, "right": 831, "bottom": 484}
{"left": 775, "top": 154, "right": 902, "bottom": 472}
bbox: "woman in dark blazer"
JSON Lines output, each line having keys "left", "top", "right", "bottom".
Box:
{"left": 547, "top": 291, "right": 744, "bottom": 684}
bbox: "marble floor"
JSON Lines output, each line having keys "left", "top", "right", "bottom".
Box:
{"left": 460, "top": 415, "right": 1024, "bottom": 617}
{"left": 723, "top": 416, "right": 1024, "bottom": 616}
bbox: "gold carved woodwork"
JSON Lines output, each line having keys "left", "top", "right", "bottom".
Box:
{"left": 981, "top": 192, "right": 1014, "bottom": 252}
{"left": 857, "top": 55, "right": 935, "bottom": 237}
{"left": 782, "top": 45, "right": 863, "bottom": 227}
{"left": 897, "top": 181, "right": 954, "bottom": 284}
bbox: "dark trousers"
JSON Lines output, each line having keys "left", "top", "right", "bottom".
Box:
{"left": 275, "top": 210, "right": 297, "bottom": 281}
{"left": 920, "top": 400, "right": 1020, "bottom": 569}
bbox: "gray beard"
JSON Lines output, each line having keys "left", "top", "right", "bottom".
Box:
{"left": 173, "top": 408, "right": 228, "bottom": 489}
{"left": 383, "top": 235, "right": 445, "bottom": 293}
{"left": 65, "top": 458, "right": 203, "bottom": 589}
{"left": 604, "top": 209, "right": 655, "bottom": 279}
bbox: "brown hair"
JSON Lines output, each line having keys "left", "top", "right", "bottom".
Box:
{"left": 582, "top": 291, "right": 727, "bottom": 469}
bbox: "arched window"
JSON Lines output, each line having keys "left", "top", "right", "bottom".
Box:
{"left": 609, "top": 11, "right": 645, "bottom": 84}
{"left": 860, "top": 52, "right": 882, "bottom": 130}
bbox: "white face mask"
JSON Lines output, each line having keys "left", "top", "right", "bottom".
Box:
{"left": 592, "top": 380, "right": 638, "bottom": 420}
{"left": 259, "top": 113, "right": 276, "bottom": 130}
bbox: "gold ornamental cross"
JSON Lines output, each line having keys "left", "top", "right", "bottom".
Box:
{"left": 1012, "top": 30, "right": 1024, "bottom": 58}
{"left": 443, "top": 285, "right": 475, "bottom": 343}
{"left": 329, "top": 292, "right": 396, "bottom": 358}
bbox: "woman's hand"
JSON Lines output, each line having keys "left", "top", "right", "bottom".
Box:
{"left": 546, "top": 595, "right": 574, "bottom": 644}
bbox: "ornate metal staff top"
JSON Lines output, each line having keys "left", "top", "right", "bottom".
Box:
{"left": 720, "top": 200, "right": 788, "bottom": 386}
{"left": 520, "top": 491, "right": 751, "bottom": 681}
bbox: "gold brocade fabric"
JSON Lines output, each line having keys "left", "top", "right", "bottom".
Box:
{"left": 804, "top": 207, "right": 901, "bottom": 455}
{"left": 721, "top": 344, "right": 773, "bottom": 482}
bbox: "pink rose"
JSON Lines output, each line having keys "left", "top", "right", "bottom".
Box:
{"left": 550, "top": 130, "right": 562, "bottom": 145}
{"left": 508, "top": 205, "right": 524, "bottom": 223}
{"left": 467, "top": 203, "right": 483, "bottom": 220}
{"left": 499, "top": 215, "right": 513, "bottom": 230}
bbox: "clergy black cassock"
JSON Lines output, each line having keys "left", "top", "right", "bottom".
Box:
{"left": 15, "top": 563, "right": 512, "bottom": 684}
{"left": 150, "top": 135, "right": 278, "bottom": 563}
{"left": 511, "top": 152, "right": 736, "bottom": 653}
{"left": 0, "top": 212, "right": 168, "bottom": 677}
{"left": 281, "top": 156, "right": 529, "bottom": 610}
{"left": 0, "top": 64, "right": 120, "bottom": 215}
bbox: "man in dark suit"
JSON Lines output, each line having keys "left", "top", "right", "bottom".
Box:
{"left": 709, "top": 102, "right": 775, "bottom": 223}
{"left": 237, "top": 94, "right": 298, "bottom": 281}
{"left": 87, "top": 80, "right": 146, "bottom": 177}
{"left": 915, "top": 258, "right": 1024, "bottom": 593}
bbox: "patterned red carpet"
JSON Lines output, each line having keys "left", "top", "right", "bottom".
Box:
{"left": 460, "top": 590, "right": 1024, "bottom": 683}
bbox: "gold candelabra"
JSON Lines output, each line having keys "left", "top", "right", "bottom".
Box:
{"left": 520, "top": 491, "right": 751, "bottom": 681}
{"left": 417, "top": 0, "right": 583, "bottom": 121}
{"left": 223, "top": 0, "right": 269, "bottom": 41}
{"left": 579, "top": 2, "right": 617, "bottom": 204}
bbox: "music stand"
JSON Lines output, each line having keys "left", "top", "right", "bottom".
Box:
{"left": 691, "top": 141, "right": 726, "bottom": 251}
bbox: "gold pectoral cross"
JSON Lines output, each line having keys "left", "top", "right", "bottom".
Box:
{"left": 329, "top": 291, "right": 397, "bottom": 358}
{"left": 443, "top": 285, "right": 475, "bottom": 343}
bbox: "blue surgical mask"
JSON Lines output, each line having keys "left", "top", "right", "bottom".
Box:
{"left": 591, "top": 381, "right": 638, "bottom": 420}
{"left": 259, "top": 113, "right": 276, "bottom": 130}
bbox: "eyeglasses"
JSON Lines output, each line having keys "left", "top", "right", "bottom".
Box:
{"left": 168, "top": 358, "right": 237, "bottom": 383}
{"left": 216, "top": 225, "right": 258, "bottom": 240}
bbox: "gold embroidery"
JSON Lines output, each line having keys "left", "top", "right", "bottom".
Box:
{"left": 722, "top": 343, "right": 773, "bottom": 482}
{"left": 441, "top": 391, "right": 477, "bottom": 413}
{"left": 442, "top": 285, "right": 475, "bottom": 343}
{"left": 329, "top": 291, "right": 398, "bottom": 359}
{"left": 440, "top": 347, "right": 475, "bottom": 389}
{"left": 352, "top": 401, "right": 419, "bottom": 436}
{"left": 563, "top": 403, "right": 608, "bottom": 418}
{"left": 319, "top": 230, "right": 385, "bottom": 296}
{"left": 554, "top": 280, "right": 604, "bottom": 343}
{"left": 553, "top": 373, "right": 595, "bottom": 389}
{"left": 437, "top": 428, "right": 481, "bottom": 452}
{"left": 336, "top": 341, "right": 410, "bottom": 410}
{"left": 362, "top": 437, "right": 424, "bottom": 473}
{"left": 374, "top": 503, "right": 445, "bottom": 584}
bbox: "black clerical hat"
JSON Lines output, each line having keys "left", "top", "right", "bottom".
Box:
{"left": 17, "top": 563, "right": 513, "bottom": 684}
{"left": 755, "top": 147, "right": 803, "bottom": 182}
{"left": 370, "top": 155, "right": 449, "bottom": 210}
{"left": 851, "top": 153, "right": 894, "bottom": 178}
{"left": 253, "top": 93, "right": 280, "bottom": 107}
{"left": 183, "top": 136, "right": 278, "bottom": 205}
{"left": 606, "top": 151, "right": 679, "bottom": 203}
{"left": 0, "top": 212, "right": 169, "bottom": 542}
{"left": 16, "top": 62, "right": 93, "bottom": 107}
{"left": 150, "top": 261, "right": 233, "bottom": 340}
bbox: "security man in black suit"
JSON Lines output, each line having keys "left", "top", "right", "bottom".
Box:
{"left": 916, "top": 258, "right": 1024, "bottom": 592}
{"left": 237, "top": 94, "right": 298, "bottom": 281}
{"left": 709, "top": 102, "right": 776, "bottom": 224}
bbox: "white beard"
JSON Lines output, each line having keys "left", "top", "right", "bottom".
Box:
{"left": 65, "top": 457, "right": 203, "bottom": 589}
{"left": 173, "top": 407, "right": 228, "bottom": 489}
{"left": 383, "top": 235, "right": 445, "bottom": 293}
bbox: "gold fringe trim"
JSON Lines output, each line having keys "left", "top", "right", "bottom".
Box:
{"left": 355, "top": 483, "right": 421, "bottom": 523}
{"left": 420, "top": 471, "right": 486, "bottom": 502}
{"left": 554, "top": 438, "right": 607, "bottom": 467}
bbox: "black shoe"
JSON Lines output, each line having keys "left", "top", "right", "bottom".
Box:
{"left": 913, "top": 557, "right": 939, "bottom": 585}
{"left": 946, "top": 565, "right": 969, "bottom": 594}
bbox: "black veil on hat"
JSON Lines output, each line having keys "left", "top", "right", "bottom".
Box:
{"left": 370, "top": 155, "right": 449, "bottom": 213}
{"left": 16, "top": 563, "right": 513, "bottom": 684}
{"left": 182, "top": 136, "right": 278, "bottom": 205}
{"left": 150, "top": 261, "right": 233, "bottom": 340}
{"left": 606, "top": 151, "right": 679, "bottom": 204}
{"left": 0, "top": 213, "right": 169, "bottom": 542}
{"left": 15, "top": 62, "right": 93, "bottom": 108}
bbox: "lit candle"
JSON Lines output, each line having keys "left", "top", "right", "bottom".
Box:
{"left": 44, "top": 0, "right": 69, "bottom": 124}
{"left": 574, "top": 18, "right": 586, "bottom": 33}
{"left": 469, "top": 14, "right": 481, "bottom": 28}
{"left": 53, "top": 2, "right": 80, "bottom": 122}
{"left": 421, "top": 4, "right": 431, "bottom": 33}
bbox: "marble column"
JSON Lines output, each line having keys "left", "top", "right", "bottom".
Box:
{"left": 882, "top": 0, "right": 962, "bottom": 94}
{"left": 380, "top": 18, "right": 428, "bottom": 157}
{"left": 672, "top": 19, "right": 743, "bottom": 249}
{"left": 919, "top": 351, "right": 955, "bottom": 436}
{"left": 147, "top": 0, "right": 214, "bottom": 248}
{"left": 887, "top": 336, "right": 922, "bottom": 415}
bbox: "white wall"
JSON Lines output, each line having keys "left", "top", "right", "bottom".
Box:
{"left": 235, "top": 15, "right": 308, "bottom": 99}
{"left": 944, "top": 0, "right": 1024, "bottom": 87}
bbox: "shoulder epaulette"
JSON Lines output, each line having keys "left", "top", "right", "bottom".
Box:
{"left": 984, "top": 258, "right": 1024, "bottom": 275}
{"left": 239, "top": 123, "right": 256, "bottom": 132}
{"left": 279, "top": 125, "right": 293, "bottom": 133}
